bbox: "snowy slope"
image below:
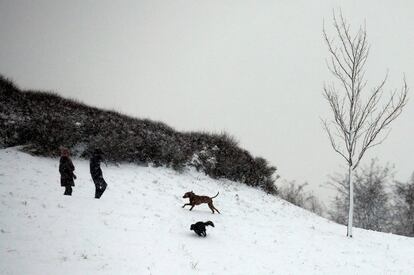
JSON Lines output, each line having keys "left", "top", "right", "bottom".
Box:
{"left": 0, "top": 148, "right": 413, "bottom": 275}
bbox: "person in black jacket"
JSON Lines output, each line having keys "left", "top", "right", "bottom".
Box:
{"left": 90, "top": 149, "right": 107, "bottom": 199}
{"left": 59, "top": 147, "right": 76, "bottom": 196}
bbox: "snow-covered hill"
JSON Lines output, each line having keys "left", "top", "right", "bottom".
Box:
{"left": 0, "top": 148, "right": 413, "bottom": 275}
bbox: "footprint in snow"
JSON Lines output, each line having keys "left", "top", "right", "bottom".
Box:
{"left": 99, "top": 263, "right": 108, "bottom": 270}
{"left": 61, "top": 256, "right": 68, "bottom": 262}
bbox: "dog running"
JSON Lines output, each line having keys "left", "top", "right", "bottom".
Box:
{"left": 182, "top": 191, "right": 220, "bottom": 214}
{"left": 190, "top": 221, "right": 215, "bottom": 237}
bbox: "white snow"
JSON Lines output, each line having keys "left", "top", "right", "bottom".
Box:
{"left": 0, "top": 148, "right": 413, "bottom": 274}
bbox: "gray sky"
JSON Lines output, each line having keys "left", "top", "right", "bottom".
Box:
{"left": 1, "top": 0, "right": 413, "bottom": 202}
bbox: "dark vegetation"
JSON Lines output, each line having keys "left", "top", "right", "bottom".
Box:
{"left": 393, "top": 176, "right": 414, "bottom": 237}
{"left": 0, "top": 75, "right": 278, "bottom": 194}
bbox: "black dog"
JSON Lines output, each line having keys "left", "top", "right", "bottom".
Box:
{"left": 190, "top": 221, "right": 215, "bottom": 237}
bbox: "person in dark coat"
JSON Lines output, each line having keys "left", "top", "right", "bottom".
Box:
{"left": 90, "top": 149, "right": 107, "bottom": 199}
{"left": 59, "top": 147, "right": 76, "bottom": 196}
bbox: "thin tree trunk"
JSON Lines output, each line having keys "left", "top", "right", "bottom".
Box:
{"left": 347, "top": 165, "right": 353, "bottom": 237}
{"left": 323, "top": 11, "right": 408, "bottom": 238}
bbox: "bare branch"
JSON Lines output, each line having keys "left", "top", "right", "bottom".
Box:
{"left": 322, "top": 11, "right": 408, "bottom": 171}
{"left": 322, "top": 119, "right": 350, "bottom": 164}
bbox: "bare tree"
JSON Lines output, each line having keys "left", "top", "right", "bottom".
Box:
{"left": 322, "top": 11, "right": 408, "bottom": 237}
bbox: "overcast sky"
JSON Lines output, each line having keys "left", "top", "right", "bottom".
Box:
{"left": 1, "top": 0, "right": 413, "bottom": 201}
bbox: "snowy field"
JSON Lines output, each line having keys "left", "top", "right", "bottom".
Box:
{"left": 0, "top": 148, "right": 413, "bottom": 275}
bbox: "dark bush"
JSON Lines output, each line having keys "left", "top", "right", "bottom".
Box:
{"left": 0, "top": 75, "right": 279, "bottom": 193}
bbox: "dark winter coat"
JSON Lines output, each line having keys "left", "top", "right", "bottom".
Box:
{"left": 90, "top": 154, "right": 107, "bottom": 189}
{"left": 59, "top": 156, "right": 75, "bottom": 187}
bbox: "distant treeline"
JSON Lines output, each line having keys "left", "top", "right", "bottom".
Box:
{"left": 279, "top": 160, "right": 414, "bottom": 238}
{"left": 0, "top": 75, "right": 279, "bottom": 194}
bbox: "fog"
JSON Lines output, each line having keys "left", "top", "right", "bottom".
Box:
{"left": 1, "top": 0, "right": 413, "bottom": 202}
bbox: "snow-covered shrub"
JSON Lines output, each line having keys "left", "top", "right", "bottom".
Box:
{"left": 392, "top": 175, "right": 414, "bottom": 237}
{"left": 279, "top": 181, "right": 325, "bottom": 216}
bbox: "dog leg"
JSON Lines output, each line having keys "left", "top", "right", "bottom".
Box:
{"left": 208, "top": 203, "right": 215, "bottom": 214}
{"left": 189, "top": 205, "right": 195, "bottom": 211}
{"left": 213, "top": 205, "right": 220, "bottom": 214}
{"left": 182, "top": 203, "right": 191, "bottom": 208}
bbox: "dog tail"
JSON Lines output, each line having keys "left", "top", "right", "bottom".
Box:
{"left": 204, "top": 221, "right": 215, "bottom": 227}
{"left": 211, "top": 191, "right": 219, "bottom": 199}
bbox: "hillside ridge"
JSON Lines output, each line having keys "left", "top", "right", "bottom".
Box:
{"left": 0, "top": 75, "right": 278, "bottom": 193}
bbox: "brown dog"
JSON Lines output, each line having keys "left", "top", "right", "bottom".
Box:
{"left": 182, "top": 191, "right": 220, "bottom": 214}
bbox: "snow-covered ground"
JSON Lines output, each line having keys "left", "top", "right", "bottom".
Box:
{"left": 0, "top": 148, "right": 413, "bottom": 275}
